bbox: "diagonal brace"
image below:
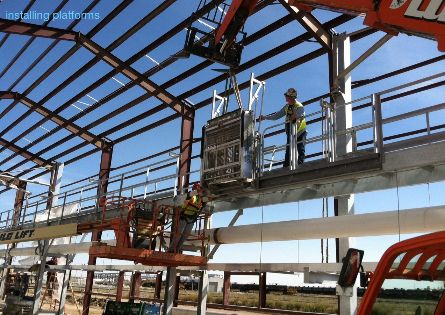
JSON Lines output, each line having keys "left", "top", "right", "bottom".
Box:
{"left": 279, "top": 0, "right": 332, "bottom": 51}
{"left": 0, "top": 92, "right": 104, "bottom": 149}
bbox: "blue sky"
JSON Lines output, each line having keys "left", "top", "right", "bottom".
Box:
{"left": 0, "top": 0, "right": 444, "bottom": 287}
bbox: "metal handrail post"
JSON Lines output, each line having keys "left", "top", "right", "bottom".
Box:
{"left": 373, "top": 93, "right": 384, "bottom": 155}
{"left": 143, "top": 167, "right": 150, "bottom": 199}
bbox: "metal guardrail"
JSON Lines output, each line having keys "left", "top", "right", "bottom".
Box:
{"left": 260, "top": 71, "right": 445, "bottom": 173}
{"left": 1, "top": 72, "right": 444, "bottom": 230}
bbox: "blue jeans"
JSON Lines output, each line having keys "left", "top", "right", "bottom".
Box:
{"left": 284, "top": 123, "right": 306, "bottom": 167}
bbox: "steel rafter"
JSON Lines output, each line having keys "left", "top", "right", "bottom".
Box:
{"left": 0, "top": 18, "right": 77, "bottom": 40}
{"left": 0, "top": 0, "right": 37, "bottom": 49}
{"left": 0, "top": 0, "right": 133, "bottom": 122}
{"left": 0, "top": 19, "right": 192, "bottom": 116}
{"left": 0, "top": 0, "right": 71, "bottom": 79}
{"left": 0, "top": 0, "right": 218, "bottom": 160}
{"left": 0, "top": 0, "right": 268, "bottom": 169}
{"left": 0, "top": 137, "right": 50, "bottom": 167}
{"left": 0, "top": 15, "right": 353, "bottom": 184}
{"left": 0, "top": 92, "right": 103, "bottom": 149}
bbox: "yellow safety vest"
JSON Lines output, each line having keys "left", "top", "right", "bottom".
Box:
{"left": 285, "top": 101, "right": 306, "bottom": 133}
{"left": 182, "top": 195, "right": 202, "bottom": 216}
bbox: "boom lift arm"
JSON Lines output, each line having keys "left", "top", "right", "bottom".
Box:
{"left": 189, "top": 0, "right": 445, "bottom": 68}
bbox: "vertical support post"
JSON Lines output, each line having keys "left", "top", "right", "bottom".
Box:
{"left": 116, "top": 271, "right": 125, "bottom": 302}
{"left": 162, "top": 267, "right": 177, "bottom": 315}
{"left": 178, "top": 107, "right": 195, "bottom": 190}
{"left": 34, "top": 161, "right": 64, "bottom": 314}
{"left": 0, "top": 180, "right": 27, "bottom": 298}
{"left": 223, "top": 272, "right": 231, "bottom": 306}
{"left": 155, "top": 271, "right": 163, "bottom": 300}
{"left": 259, "top": 272, "right": 267, "bottom": 308}
{"left": 32, "top": 241, "right": 49, "bottom": 315}
{"left": 197, "top": 271, "right": 209, "bottom": 315}
{"left": 83, "top": 139, "right": 113, "bottom": 315}
{"left": 173, "top": 274, "right": 180, "bottom": 307}
{"left": 163, "top": 106, "right": 195, "bottom": 314}
{"left": 129, "top": 271, "right": 142, "bottom": 303}
{"left": 46, "top": 162, "right": 64, "bottom": 211}
{"left": 331, "top": 33, "right": 356, "bottom": 315}
{"left": 332, "top": 33, "right": 352, "bottom": 158}
{"left": 372, "top": 93, "right": 384, "bottom": 155}
{"left": 57, "top": 267, "right": 70, "bottom": 315}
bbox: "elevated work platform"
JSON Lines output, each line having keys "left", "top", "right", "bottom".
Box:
{"left": 213, "top": 137, "right": 445, "bottom": 211}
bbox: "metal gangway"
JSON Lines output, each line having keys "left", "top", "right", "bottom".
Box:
{"left": 0, "top": 71, "right": 444, "bottom": 237}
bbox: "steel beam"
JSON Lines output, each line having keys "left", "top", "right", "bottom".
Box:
{"left": 174, "top": 274, "right": 180, "bottom": 307}
{"left": 0, "top": 92, "right": 103, "bottom": 149}
{"left": 155, "top": 271, "right": 163, "bottom": 299}
{"left": 259, "top": 272, "right": 267, "bottom": 308}
{"left": 116, "top": 271, "right": 125, "bottom": 302}
{"left": 223, "top": 272, "right": 230, "bottom": 306}
{"left": 0, "top": 15, "right": 359, "bottom": 191}
{"left": 129, "top": 271, "right": 142, "bottom": 302}
{"left": 279, "top": 0, "right": 332, "bottom": 50}
{"left": 0, "top": 17, "right": 191, "bottom": 116}
{"left": 197, "top": 270, "right": 209, "bottom": 315}
{"left": 0, "top": 14, "right": 349, "bottom": 182}
{"left": 0, "top": 18, "right": 77, "bottom": 40}
{"left": 0, "top": 137, "right": 50, "bottom": 167}
{"left": 82, "top": 140, "right": 113, "bottom": 315}
{"left": 0, "top": 10, "right": 300, "bottom": 171}
{"left": 77, "top": 34, "right": 191, "bottom": 116}
{"left": 0, "top": 180, "right": 27, "bottom": 298}
{"left": 178, "top": 106, "right": 195, "bottom": 190}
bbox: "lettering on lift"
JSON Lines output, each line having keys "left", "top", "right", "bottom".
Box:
{"left": 401, "top": 0, "right": 445, "bottom": 22}
{"left": 0, "top": 229, "right": 35, "bottom": 242}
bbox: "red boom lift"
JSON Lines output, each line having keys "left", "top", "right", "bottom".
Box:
{"left": 185, "top": 0, "right": 445, "bottom": 68}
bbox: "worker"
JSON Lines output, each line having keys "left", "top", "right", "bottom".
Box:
{"left": 259, "top": 88, "right": 307, "bottom": 167}
{"left": 170, "top": 182, "right": 210, "bottom": 252}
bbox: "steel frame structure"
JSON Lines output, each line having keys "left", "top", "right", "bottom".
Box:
{"left": 0, "top": 1, "right": 444, "bottom": 315}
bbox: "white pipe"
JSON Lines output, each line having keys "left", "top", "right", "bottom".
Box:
{"left": 0, "top": 240, "right": 115, "bottom": 257}
{"left": 209, "top": 205, "right": 445, "bottom": 244}
{"left": 3, "top": 205, "right": 445, "bottom": 256}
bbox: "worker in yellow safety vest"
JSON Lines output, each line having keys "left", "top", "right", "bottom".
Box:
{"left": 170, "top": 183, "right": 210, "bottom": 252}
{"left": 182, "top": 184, "right": 204, "bottom": 220}
{"left": 260, "top": 88, "right": 307, "bottom": 167}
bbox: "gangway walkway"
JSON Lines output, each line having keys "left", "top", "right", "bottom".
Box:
{"left": 0, "top": 72, "right": 444, "bottom": 247}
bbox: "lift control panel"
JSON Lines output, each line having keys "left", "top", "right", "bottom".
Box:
{"left": 201, "top": 108, "right": 255, "bottom": 191}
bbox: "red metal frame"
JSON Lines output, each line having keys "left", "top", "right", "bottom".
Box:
{"left": 82, "top": 197, "right": 208, "bottom": 267}
{"left": 214, "top": 0, "right": 258, "bottom": 45}
{"left": 357, "top": 231, "right": 445, "bottom": 315}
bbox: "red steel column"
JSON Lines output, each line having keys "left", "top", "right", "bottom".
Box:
{"left": 116, "top": 271, "right": 125, "bottom": 302}
{"left": 83, "top": 139, "right": 113, "bottom": 315}
{"left": 178, "top": 107, "right": 195, "bottom": 190}
{"left": 12, "top": 181, "right": 27, "bottom": 226}
{"left": 223, "top": 272, "right": 231, "bottom": 306}
{"left": 259, "top": 272, "right": 267, "bottom": 308}
{"left": 163, "top": 107, "right": 195, "bottom": 313}
{"left": 173, "top": 274, "right": 181, "bottom": 307}
{"left": 155, "top": 271, "right": 163, "bottom": 300}
{"left": 129, "top": 272, "right": 142, "bottom": 302}
{"left": 0, "top": 181, "right": 27, "bottom": 298}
